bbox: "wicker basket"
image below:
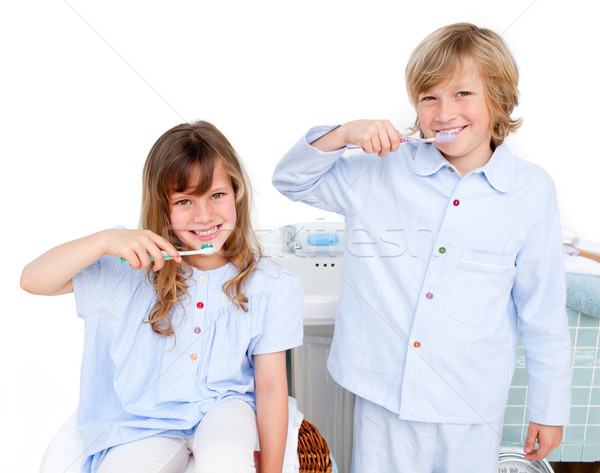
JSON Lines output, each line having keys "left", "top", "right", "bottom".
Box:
{"left": 297, "top": 419, "right": 332, "bottom": 473}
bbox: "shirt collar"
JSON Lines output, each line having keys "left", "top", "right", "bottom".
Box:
{"left": 479, "top": 143, "right": 515, "bottom": 193}
{"left": 413, "top": 142, "right": 515, "bottom": 193}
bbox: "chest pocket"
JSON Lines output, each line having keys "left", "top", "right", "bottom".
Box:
{"left": 445, "top": 250, "right": 516, "bottom": 329}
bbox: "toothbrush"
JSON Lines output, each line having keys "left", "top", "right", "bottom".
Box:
{"left": 347, "top": 131, "right": 456, "bottom": 149}
{"left": 119, "top": 244, "right": 215, "bottom": 264}
{"left": 402, "top": 131, "right": 456, "bottom": 143}
{"left": 563, "top": 244, "right": 600, "bottom": 263}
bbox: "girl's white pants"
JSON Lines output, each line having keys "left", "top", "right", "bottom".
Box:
{"left": 97, "top": 399, "right": 257, "bottom": 473}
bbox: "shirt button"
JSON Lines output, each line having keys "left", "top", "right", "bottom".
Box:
{"left": 413, "top": 341, "right": 421, "bottom": 348}
{"left": 194, "top": 327, "right": 201, "bottom": 334}
{"left": 196, "top": 302, "right": 204, "bottom": 309}
{"left": 448, "top": 167, "right": 455, "bottom": 173}
{"left": 426, "top": 292, "right": 434, "bottom": 300}
{"left": 190, "top": 354, "right": 197, "bottom": 360}
{"left": 439, "top": 247, "right": 446, "bottom": 254}
{"left": 453, "top": 199, "right": 460, "bottom": 206}
{"left": 199, "top": 275, "right": 206, "bottom": 283}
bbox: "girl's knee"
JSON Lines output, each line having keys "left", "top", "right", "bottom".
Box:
{"left": 194, "top": 445, "right": 255, "bottom": 473}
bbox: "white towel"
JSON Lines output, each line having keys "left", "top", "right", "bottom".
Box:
{"left": 564, "top": 253, "right": 600, "bottom": 277}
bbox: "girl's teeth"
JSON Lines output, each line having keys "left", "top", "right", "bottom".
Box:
{"left": 194, "top": 227, "right": 218, "bottom": 237}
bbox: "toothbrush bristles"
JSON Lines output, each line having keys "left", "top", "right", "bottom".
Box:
{"left": 435, "top": 132, "right": 456, "bottom": 143}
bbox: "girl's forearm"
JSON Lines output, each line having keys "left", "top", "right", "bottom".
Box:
{"left": 20, "top": 230, "right": 108, "bottom": 295}
{"left": 254, "top": 351, "right": 289, "bottom": 473}
{"left": 256, "top": 384, "right": 288, "bottom": 473}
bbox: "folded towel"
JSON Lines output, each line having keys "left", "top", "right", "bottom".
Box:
{"left": 41, "top": 397, "right": 304, "bottom": 473}
{"left": 564, "top": 253, "right": 600, "bottom": 277}
{"left": 566, "top": 273, "right": 600, "bottom": 319}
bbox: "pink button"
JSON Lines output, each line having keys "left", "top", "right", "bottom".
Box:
{"left": 194, "top": 327, "right": 201, "bottom": 334}
{"left": 426, "top": 292, "right": 434, "bottom": 299}
{"left": 196, "top": 302, "right": 204, "bottom": 309}
{"left": 453, "top": 199, "right": 460, "bottom": 206}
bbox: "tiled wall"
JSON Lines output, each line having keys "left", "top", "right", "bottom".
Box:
{"left": 500, "top": 308, "right": 600, "bottom": 461}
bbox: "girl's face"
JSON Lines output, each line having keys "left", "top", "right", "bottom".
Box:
{"left": 169, "top": 161, "right": 237, "bottom": 270}
{"left": 418, "top": 62, "right": 492, "bottom": 175}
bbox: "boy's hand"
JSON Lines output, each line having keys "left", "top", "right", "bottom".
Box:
{"left": 340, "top": 119, "right": 402, "bottom": 157}
{"left": 310, "top": 119, "right": 402, "bottom": 157}
{"left": 523, "top": 422, "right": 563, "bottom": 460}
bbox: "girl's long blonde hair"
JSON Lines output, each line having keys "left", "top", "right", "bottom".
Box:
{"left": 140, "top": 121, "right": 261, "bottom": 336}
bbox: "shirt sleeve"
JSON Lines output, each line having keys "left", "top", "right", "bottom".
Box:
{"left": 250, "top": 267, "right": 304, "bottom": 355}
{"left": 512, "top": 175, "right": 572, "bottom": 426}
{"left": 272, "top": 126, "right": 380, "bottom": 217}
{"left": 72, "top": 254, "right": 131, "bottom": 320}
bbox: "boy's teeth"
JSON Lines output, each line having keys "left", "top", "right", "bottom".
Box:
{"left": 438, "top": 126, "right": 463, "bottom": 134}
{"left": 193, "top": 227, "right": 218, "bottom": 237}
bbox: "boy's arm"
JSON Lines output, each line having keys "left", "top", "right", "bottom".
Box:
{"left": 523, "top": 423, "right": 563, "bottom": 461}
{"left": 311, "top": 119, "right": 401, "bottom": 156}
{"left": 254, "top": 351, "right": 288, "bottom": 473}
{"left": 20, "top": 229, "right": 181, "bottom": 295}
{"left": 512, "top": 175, "right": 571, "bottom": 457}
{"left": 272, "top": 120, "right": 400, "bottom": 216}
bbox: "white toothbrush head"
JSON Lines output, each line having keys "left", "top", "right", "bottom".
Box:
{"left": 434, "top": 132, "right": 456, "bottom": 143}
{"left": 179, "top": 244, "right": 216, "bottom": 257}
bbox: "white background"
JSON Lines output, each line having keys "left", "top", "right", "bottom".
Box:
{"left": 1, "top": 0, "right": 598, "bottom": 471}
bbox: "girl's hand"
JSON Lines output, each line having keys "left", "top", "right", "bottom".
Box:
{"left": 102, "top": 229, "right": 181, "bottom": 271}
{"left": 310, "top": 119, "right": 402, "bottom": 157}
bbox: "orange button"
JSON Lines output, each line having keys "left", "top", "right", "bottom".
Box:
{"left": 190, "top": 354, "right": 197, "bottom": 360}
{"left": 413, "top": 341, "right": 421, "bottom": 348}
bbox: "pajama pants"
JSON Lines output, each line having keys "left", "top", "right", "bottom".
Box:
{"left": 352, "top": 396, "right": 503, "bottom": 473}
{"left": 97, "top": 399, "right": 257, "bottom": 473}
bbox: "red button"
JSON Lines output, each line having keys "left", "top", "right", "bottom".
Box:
{"left": 194, "top": 327, "right": 201, "bottom": 334}
{"left": 413, "top": 341, "right": 421, "bottom": 348}
{"left": 426, "top": 292, "right": 433, "bottom": 300}
{"left": 453, "top": 199, "right": 460, "bottom": 206}
{"left": 196, "top": 302, "right": 204, "bottom": 309}
{"left": 190, "top": 353, "right": 197, "bottom": 360}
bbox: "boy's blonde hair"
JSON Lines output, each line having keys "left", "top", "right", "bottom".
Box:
{"left": 405, "top": 23, "right": 522, "bottom": 147}
{"left": 140, "top": 121, "right": 261, "bottom": 336}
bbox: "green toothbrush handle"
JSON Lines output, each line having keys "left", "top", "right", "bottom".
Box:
{"left": 120, "top": 252, "right": 174, "bottom": 264}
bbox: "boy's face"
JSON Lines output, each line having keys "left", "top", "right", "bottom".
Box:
{"left": 418, "top": 62, "right": 492, "bottom": 174}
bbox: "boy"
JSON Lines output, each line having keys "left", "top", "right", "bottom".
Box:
{"left": 272, "top": 23, "right": 571, "bottom": 472}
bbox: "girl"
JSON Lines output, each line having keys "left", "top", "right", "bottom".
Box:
{"left": 21, "top": 121, "right": 303, "bottom": 473}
